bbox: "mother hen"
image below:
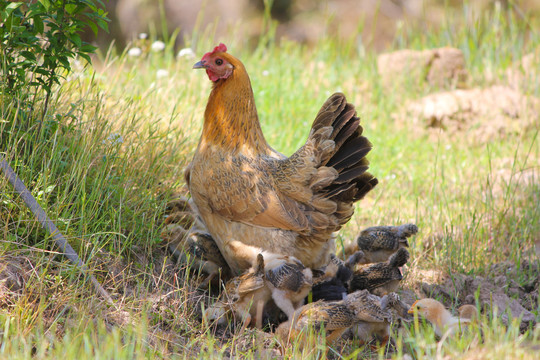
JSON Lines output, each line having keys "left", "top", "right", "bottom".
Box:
{"left": 186, "top": 43, "right": 378, "bottom": 275}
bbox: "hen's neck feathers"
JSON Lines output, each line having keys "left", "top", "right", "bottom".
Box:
{"left": 200, "top": 57, "right": 270, "bottom": 155}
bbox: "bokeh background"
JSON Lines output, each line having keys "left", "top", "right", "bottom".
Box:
{"left": 88, "top": 0, "right": 540, "bottom": 51}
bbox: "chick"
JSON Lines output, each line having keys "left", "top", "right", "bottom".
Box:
{"left": 458, "top": 304, "right": 479, "bottom": 321}
{"left": 348, "top": 292, "right": 407, "bottom": 348}
{"left": 163, "top": 196, "right": 206, "bottom": 230}
{"left": 353, "top": 224, "right": 418, "bottom": 263}
{"left": 205, "top": 254, "right": 270, "bottom": 331}
{"left": 263, "top": 252, "right": 313, "bottom": 319}
{"left": 408, "top": 298, "right": 470, "bottom": 337}
{"left": 311, "top": 252, "right": 366, "bottom": 302}
{"left": 349, "top": 247, "right": 410, "bottom": 296}
{"left": 277, "top": 289, "right": 392, "bottom": 346}
{"left": 166, "top": 227, "right": 231, "bottom": 289}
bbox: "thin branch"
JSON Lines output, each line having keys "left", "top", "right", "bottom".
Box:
{"left": 0, "top": 153, "right": 115, "bottom": 306}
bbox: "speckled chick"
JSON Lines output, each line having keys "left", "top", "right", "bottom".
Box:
{"left": 277, "top": 289, "right": 392, "bottom": 345}
{"left": 408, "top": 298, "right": 470, "bottom": 337}
{"left": 205, "top": 254, "right": 271, "bottom": 331}
{"left": 263, "top": 253, "right": 313, "bottom": 320}
{"left": 354, "top": 224, "right": 417, "bottom": 263}
{"left": 165, "top": 225, "right": 231, "bottom": 289}
{"left": 349, "top": 247, "right": 409, "bottom": 296}
{"left": 348, "top": 292, "right": 410, "bottom": 348}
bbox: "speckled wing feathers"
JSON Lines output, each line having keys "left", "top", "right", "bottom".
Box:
{"left": 297, "top": 302, "right": 357, "bottom": 331}
{"left": 350, "top": 248, "right": 410, "bottom": 292}
{"left": 266, "top": 261, "right": 307, "bottom": 292}
{"left": 344, "top": 290, "right": 392, "bottom": 323}
{"left": 357, "top": 224, "right": 418, "bottom": 251}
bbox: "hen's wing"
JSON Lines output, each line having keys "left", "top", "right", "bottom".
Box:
{"left": 190, "top": 151, "right": 310, "bottom": 232}
{"left": 190, "top": 93, "right": 377, "bottom": 238}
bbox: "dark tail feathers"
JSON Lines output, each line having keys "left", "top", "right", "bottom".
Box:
{"left": 313, "top": 93, "right": 378, "bottom": 203}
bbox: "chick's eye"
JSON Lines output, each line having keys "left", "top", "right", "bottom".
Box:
{"left": 215, "top": 59, "right": 223, "bottom": 66}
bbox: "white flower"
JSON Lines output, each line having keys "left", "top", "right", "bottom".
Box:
{"left": 127, "top": 47, "right": 142, "bottom": 57}
{"left": 177, "top": 48, "right": 195, "bottom": 59}
{"left": 103, "top": 133, "right": 123, "bottom": 145}
{"left": 262, "top": 70, "right": 269, "bottom": 76}
{"left": 139, "top": 33, "right": 148, "bottom": 40}
{"left": 151, "top": 41, "right": 166, "bottom": 52}
{"left": 156, "top": 69, "right": 169, "bottom": 79}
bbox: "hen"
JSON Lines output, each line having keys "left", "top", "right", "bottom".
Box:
{"left": 187, "top": 43, "right": 378, "bottom": 275}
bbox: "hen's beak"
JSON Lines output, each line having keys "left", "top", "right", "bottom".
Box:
{"left": 193, "top": 60, "right": 207, "bottom": 69}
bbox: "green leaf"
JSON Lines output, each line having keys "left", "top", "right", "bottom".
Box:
{"left": 80, "top": 44, "right": 97, "bottom": 53}
{"left": 78, "top": 52, "right": 91, "bottom": 64}
{"left": 57, "top": 56, "right": 70, "bottom": 69}
{"left": 86, "top": 19, "right": 98, "bottom": 36}
{"left": 69, "top": 33, "right": 82, "bottom": 48}
{"left": 33, "top": 15, "right": 44, "bottom": 34}
{"left": 38, "top": 0, "right": 51, "bottom": 11}
{"left": 5, "top": 2, "right": 23, "bottom": 14}
{"left": 34, "top": 68, "right": 50, "bottom": 76}
{"left": 20, "top": 51, "right": 36, "bottom": 61}
{"left": 96, "top": 18, "right": 109, "bottom": 32}
{"left": 65, "top": 4, "right": 77, "bottom": 15}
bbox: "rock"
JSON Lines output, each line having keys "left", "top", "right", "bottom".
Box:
{"left": 506, "top": 49, "right": 540, "bottom": 90}
{"left": 377, "top": 47, "right": 468, "bottom": 89}
{"left": 427, "top": 47, "right": 468, "bottom": 87}
{"left": 402, "top": 85, "right": 539, "bottom": 142}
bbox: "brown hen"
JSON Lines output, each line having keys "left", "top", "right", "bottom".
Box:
{"left": 187, "top": 43, "right": 378, "bottom": 275}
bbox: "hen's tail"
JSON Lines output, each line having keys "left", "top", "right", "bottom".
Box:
{"left": 310, "top": 93, "right": 378, "bottom": 225}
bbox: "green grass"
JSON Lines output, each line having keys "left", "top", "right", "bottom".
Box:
{"left": 1, "top": 3, "right": 539, "bottom": 359}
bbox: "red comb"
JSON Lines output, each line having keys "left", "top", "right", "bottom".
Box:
{"left": 210, "top": 43, "right": 227, "bottom": 55}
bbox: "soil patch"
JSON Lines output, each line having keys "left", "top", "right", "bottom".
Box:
{"left": 401, "top": 85, "right": 539, "bottom": 142}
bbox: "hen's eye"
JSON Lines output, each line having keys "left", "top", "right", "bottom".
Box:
{"left": 215, "top": 59, "right": 223, "bottom": 66}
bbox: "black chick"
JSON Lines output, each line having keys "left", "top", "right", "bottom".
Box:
{"left": 311, "top": 252, "right": 365, "bottom": 301}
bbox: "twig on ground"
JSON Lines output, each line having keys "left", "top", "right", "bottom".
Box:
{"left": 0, "top": 154, "right": 115, "bottom": 307}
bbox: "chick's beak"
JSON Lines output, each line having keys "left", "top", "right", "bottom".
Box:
{"left": 408, "top": 300, "right": 419, "bottom": 314}
{"left": 193, "top": 60, "right": 207, "bottom": 69}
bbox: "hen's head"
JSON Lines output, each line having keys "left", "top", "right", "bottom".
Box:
{"left": 193, "top": 43, "right": 235, "bottom": 82}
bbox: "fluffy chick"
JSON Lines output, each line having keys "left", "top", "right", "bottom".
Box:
{"left": 205, "top": 254, "right": 270, "bottom": 331}
{"left": 311, "top": 252, "right": 366, "bottom": 302}
{"left": 458, "top": 304, "right": 479, "bottom": 321}
{"left": 277, "top": 289, "right": 392, "bottom": 346}
{"left": 408, "top": 298, "right": 470, "bottom": 337}
{"left": 353, "top": 224, "right": 418, "bottom": 263}
{"left": 263, "top": 253, "right": 313, "bottom": 319}
{"left": 166, "top": 227, "right": 231, "bottom": 288}
{"left": 348, "top": 292, "right": 408, "bottom": 347}
{"left": 349, "top": 247, "right": 409, "bottom": 296}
